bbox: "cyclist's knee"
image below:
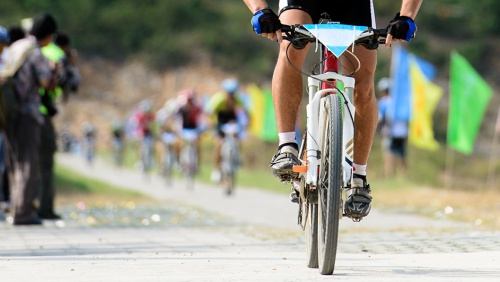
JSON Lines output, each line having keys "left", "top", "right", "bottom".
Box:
{"left": 278, "top": 43, "right": 308, "bottom": 63}
{"left": 354, "top": 80, "right": 376, "bottom": 103}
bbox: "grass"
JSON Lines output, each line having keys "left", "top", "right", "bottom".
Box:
{"left": 54, "top": 164, "right": 150, "bottom": 205}
{"left": 370, "top": 176, "right": 500, "bottom": 230}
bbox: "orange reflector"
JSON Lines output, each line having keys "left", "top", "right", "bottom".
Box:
{"left": 293, "top": 165, "right": 307, "bottom": 173}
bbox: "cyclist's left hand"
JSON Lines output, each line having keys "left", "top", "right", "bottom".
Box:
{"left": 385, "top": 13, "right": 417, "bottom": 47}
{"left": 251, "top": 8, "right": 283, "bottom": 43}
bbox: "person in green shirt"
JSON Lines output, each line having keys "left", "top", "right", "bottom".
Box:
{"left": 37, "top": 40, "right": 65, "bottom": 220}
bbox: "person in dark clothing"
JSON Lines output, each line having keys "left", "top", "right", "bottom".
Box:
{"left": 5, "top": 13, "right": 58, "bottom": 225}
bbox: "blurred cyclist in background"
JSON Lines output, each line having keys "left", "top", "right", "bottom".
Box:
{"left": 156, "top": 98, "right": 181, "bottom": 174}
{"left": 132, "top": 99, "right": 156, "bottom": 139}
{"left": 111, "top": 120, "right": 125, "bottom": 166}
{"left": 130, "top": 99, "right": 156, "bottom": 172}
{"left": 177, "top": 89, "right": 204, "bottom": 166}
{"left": 205, "top": 78, "right": 248, "bottom": 182}
{"left": 82, "top": 122, "right": 96, "bottom": 165}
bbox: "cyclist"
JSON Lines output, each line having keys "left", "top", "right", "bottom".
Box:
{"left": 156, "top": 98, "right": 181, "bottom": 169}
{"left": 82, "top": 122, "right": 96, "bottom": 164}
{"left": 177, "top": 89, "right": 203, "bottom": 167}
{"left": 131, "top": 99, "right": 156, "bottom": 171}
{"left": 243, "top": 0, "right": 422, "bottom": 219}
{"left": 111, "top": 120, "right": 125, "bottom": 166}
{"left": 132, "top": 99, "right": 156, "bottom": 139}
{"left": 205, "top": 78, "right": 248, "bottom": 182}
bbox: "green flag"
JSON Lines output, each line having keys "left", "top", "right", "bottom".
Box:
{"left": 261, "top": 89, "right": 278, "bottom": 142}
{"left": 448, "top": 51, "right": 493, "bottom": 154}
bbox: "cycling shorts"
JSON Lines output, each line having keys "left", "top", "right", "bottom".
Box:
{"left": 278, "top": 0, "right": 375, "bottom": 27}
{"left": 389, "top": 137, "right": 407, "bottom": 158}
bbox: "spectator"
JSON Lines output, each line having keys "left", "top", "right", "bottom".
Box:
{"left": 377, "top": 77, "right": 408, "bottom": 177}
{"left": 37, "top": 39, "right": 66, "bottom": 220}
{"left": 8, "top": 26, "right": 25, "bottom": 44}
{"left": 54, "top": 33, "right": 80, "bottom": 102}
{"left": 0, "top": 25, "right": 10, "bottom": 213}
{"left": 4, "top": 13, "right": 58, "bottom": 225}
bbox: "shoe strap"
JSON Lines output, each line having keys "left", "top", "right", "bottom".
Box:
{"left": 270, "top": 151, "right": 299, "bottom": 166}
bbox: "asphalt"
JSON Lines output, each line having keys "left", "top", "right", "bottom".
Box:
{"left": 0, "top": 153, "right": 499, "bottom": 281}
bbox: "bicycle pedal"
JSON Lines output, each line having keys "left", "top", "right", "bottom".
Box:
{"left": 343, "top": 213, "right": 363, "bottom": 222}
{"left": 292, "top": 165, "right": 307, "bottom": 173}
{"left": 289, "top": 190, "right": 300, "bottom": 204}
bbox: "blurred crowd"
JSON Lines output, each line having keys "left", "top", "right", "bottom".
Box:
{"left": 0, "top": 12, "right": 254, "bottom": 226}
{"left": 103, "top": 77, "right": 249, "bottom": 183}
{"left": 0, "top": 13, "right": 80, "bottom": 225}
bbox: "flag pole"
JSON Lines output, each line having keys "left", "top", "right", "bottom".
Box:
{"left": 486, "top": 105, "right": 500, "bottom": 189}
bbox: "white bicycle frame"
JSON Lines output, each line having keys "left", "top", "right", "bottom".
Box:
{"left": 304, "top": 72, "right": 355, "bottom": 189}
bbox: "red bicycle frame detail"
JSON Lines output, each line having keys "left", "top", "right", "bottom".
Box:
{"left": 321, "top": 47, "right": 339, "bottom": 90}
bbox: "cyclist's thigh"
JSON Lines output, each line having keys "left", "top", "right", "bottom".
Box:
{"left": 277, "top": 8, "right": 312, "bottom": 63}
{"left": 278, "top": 0, "right": 315, "bottom": 22}
{"left": 341, "top": 45, "right": 376, "bottom": 92}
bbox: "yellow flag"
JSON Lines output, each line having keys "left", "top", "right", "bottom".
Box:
{"left": 409, "top": 59, "right": 443, "bottom": 150}
{"left": 246, "top": 84, "right": 265, "bottom": 137}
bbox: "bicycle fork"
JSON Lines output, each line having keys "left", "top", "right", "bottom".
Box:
{"left": 300, "top": 73, "right": 356, "bottom": 189}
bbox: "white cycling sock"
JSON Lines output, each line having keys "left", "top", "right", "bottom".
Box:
{"left": 353, "top": 163, "right": 367, "bottom": 176}
{"left": 278, "top": 132, "right": 297, "bottom": 147}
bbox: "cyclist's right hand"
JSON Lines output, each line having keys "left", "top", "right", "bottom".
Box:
{"left": 251, "top": 8, "right": 283, "bottom": 43}
{"left": 385, "top": 12, "right": 417, "bottom": 47}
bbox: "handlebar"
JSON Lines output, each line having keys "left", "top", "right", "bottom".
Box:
{"left": 281, "top": 24, "right": 387, "bottom": 50}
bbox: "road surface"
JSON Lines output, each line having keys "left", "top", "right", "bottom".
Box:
{"left": 0, "top": 153, "right": 498, "bottom": 281}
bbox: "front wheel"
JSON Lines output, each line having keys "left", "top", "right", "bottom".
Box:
{"left": 181, "top": 143, "right": 197, "bottom": 189}
{"left": 163, "top": 145, "right": 176, "bottom": 185}
{"left": 221, "top": 137, "right": 238, "bottom": 195}
{"left": 317, "top": 94, "right": 343, "bottom": 275}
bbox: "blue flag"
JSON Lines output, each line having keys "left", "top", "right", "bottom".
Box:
{"left": 390, "top": 45, "right": 436, "bottom": 122}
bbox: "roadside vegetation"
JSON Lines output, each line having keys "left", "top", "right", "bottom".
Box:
{"left": 55, "top": 164, "right": 149, "bottom": 204}
{"left": 2, "top": 1, "right": 500, "bottom": 82}
{"left": 75, "top": 132, "right": 500, "bottom": 230}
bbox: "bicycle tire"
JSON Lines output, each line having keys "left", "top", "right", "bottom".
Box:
{"left": 163, "top": 145, "right": 175, "bottom": 184}
{"left": 224, "top": 170, "right": 235, "bottom": 195}
{"left": 182, "top": 143, "right": 197, "bottom": 189}
{"left": 141, "top": 139, "right": 154, "bottom": 174}
{"left": 317, "top": 94, "right": 343, "bottom": 275}
{"left": 221, "top": 137, "right": 238, "bottom": 195}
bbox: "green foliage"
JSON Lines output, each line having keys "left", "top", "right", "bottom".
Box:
{"left": 55, "top": 164, "right": 145, "bottom": 197}
{"left": 0, "top": 0, "right": 280, "bottom": 79}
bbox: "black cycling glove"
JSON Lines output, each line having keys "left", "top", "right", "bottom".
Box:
{"left": 251, "top": 8, "right": 282, "bottom": 35}
{"left": 387, "top": 13, "right": 417, "bottom": 41}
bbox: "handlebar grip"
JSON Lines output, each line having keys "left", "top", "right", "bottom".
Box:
{"left": 280, "top": 24, "right": 293, "bottom": 32}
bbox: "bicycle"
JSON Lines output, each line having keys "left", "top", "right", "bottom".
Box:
{"left": 160, "top": 132, "right": 178, "bottom": 185}
{"left": 112, "top": 136, "right": 125, "bottom": 167}
{"left": 179, "top": 129, "right": 198, "bottom": 189}
{"left": 220, "top": 122, "right": 240, "bottom": 196}
{"left": 140, "top": 133, "right": 155, "bottom": 175}
{"left": 280, "top": 22, "right": 386, "bottom": 275}
{"left": 83, "top": 133, "right": 96, "bottom": 165}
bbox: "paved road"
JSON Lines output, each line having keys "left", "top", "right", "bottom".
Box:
{"left": 0, "top": 153, "right": 499, "bottom": 281}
